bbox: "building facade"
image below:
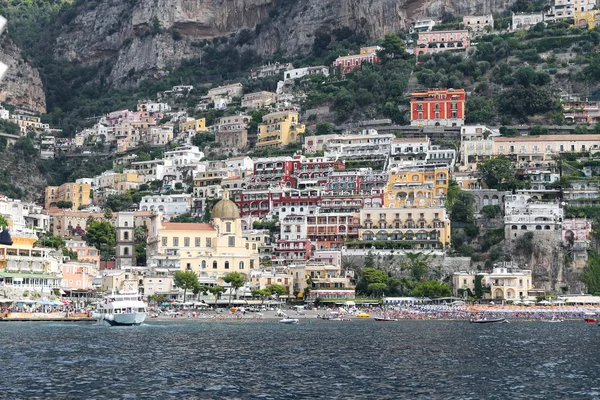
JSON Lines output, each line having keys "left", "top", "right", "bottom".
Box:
{"left": 410, "top": 88, "right": 466, "bottom": 127}
{"left": 414, "top": 30, "right": 470, "bottom": 56}
{"left": 256, "top": 111, "right": 305, "bottom": 148}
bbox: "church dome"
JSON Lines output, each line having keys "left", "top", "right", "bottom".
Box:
{"left": 211, "top": 199, "right": 240, "bottom": 220}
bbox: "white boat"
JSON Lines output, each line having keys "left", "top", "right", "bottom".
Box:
{"left": 95, "top": 287, "right": 147, "bottom": 326}
{"left": 278, "top": 318, "right": 299, "bottom": 324}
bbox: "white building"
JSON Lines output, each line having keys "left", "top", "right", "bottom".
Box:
{"left": 137, "top": 101, "right": 171, "bottom": 113}
{"left": 0, "top": 196, "right": 49, "bottom": 233}
{"left": 225, "top": 156, "right": 254, "bottom": 173}
{"left": 409, "top": 19, "right": 436, "bottom": 34}
{"left": 0, "top": 105, "right": 9, "bottom": 120}
{"left": 283, "top": 66, "right": 329, "bottom": 82}
{"left": 453, "top": 263, "right": 534, "bottom": 301}
{"left": 163, "top": 145, "right": 204, "bottom": 166}
{"left": 512, "top": 12, "right": 545, "bottom": 30}
{"left": 139, "top": 194, "right": 192, "bottom": 217}
{"left": 323, "top": 130, "right": 395, "bottom": 160}
{"left": 130, "top": 159, "right": 172, "bottom": 183}
{"left": 504, "top": 193, "right": 563, "bottom": 240}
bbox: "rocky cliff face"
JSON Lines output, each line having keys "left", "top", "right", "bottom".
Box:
{"left": 52, "top": 0, "right": 515, "bottom": 85}
{"left": 0, "top": 36, "right": 46, "bottom": 113}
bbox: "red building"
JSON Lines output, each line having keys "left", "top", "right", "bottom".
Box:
{"left": 234, "top": 188, "right": 322, "bottom": 218}
{"left": 333, "top": 46, "right": 381, "bottom": 76}
{"left": 410, "top": 88, "right": 466, "bottom": 127}
{"left": 292, "top": 155, "right": 345, "bottom": 189}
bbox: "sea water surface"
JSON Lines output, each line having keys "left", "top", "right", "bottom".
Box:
{"left": 1, "top": 320, "right": 599, "bottom": 399}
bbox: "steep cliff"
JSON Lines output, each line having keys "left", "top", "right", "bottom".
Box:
{"left": 52, "top": 0, "right": 515, "bottom": 85}
{"left": 0, "top": 35, "right": 46, "bottom": 113}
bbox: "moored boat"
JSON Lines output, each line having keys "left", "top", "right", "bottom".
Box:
{"left": 469, "top": 318, "right": 506, "bottom": 324}
{"left": 374, "top": 317, "right": 397, "bottom": 322}
{"left": 278, "top": 318, "right": 299, "bottom": 324}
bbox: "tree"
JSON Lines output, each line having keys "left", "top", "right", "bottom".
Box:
{"left": 451, "top": 192, "right": 475, "bottom": 223}
{"left": 367, "top": 282, "right": 388, "bottom": 297}
{"left": 481, "top": 205, "right": 502, "bottom": 219}
{"left": 209, "top": 285, "right": 225, "bottom": 300}
{"left": 134, "top": 226, "right": 147, "bottom": 266}
{"left": 266, "top": 284, "right": 287, "bottom": 297}
{"left": 466, "top": 97, "right": 495, "bottom": 124}
{"left": 84, "top": 221, "right": 116, "bottom": 258}
{"left": 252, "top": 288, "right": 271, "bottom": 304}
{"left": 377, "top": 33, "right": 409, "bottom": 61}
{"left": 412, "top": 280, "right": 452, "bottom": 298}
{"left": 148, "top": 294, "right": 167, "bottom": 304}
{"left": 171, "top": 213, "right": 202, "bottom": 223}
{"left": 34, "top": 232, "right": 65, "bottom": 250}
{"left": 356, "top": 267, "right": 388, "bottom": 296}
{"left": 223, "top": 272, "right": 246, "bottom": 306}
{"left": 0, "top": 214, "right": 8, "bottom": 228}
{"left": 582, "top": 250, "right": 600, "bottom": 295}
{"left": 479, "top": 157, "right": 518, "bottom": 190}
{"left": 173, "top": 270, "right": 199, "bottom": 301}
{"left": 405, "top": 253, "right": 430, "bottom": 282}
{"left": 474, "top": 274, "right": 484, "bottom": 298}
{"left": 315, "top": 122, "right": 335, "bottom": 136}
{"left": 56, "top": 200, "right": 73, "bottom": 209}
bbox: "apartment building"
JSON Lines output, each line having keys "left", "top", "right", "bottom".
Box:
{"left": 45, "top": 182, "right": 92, "bottom": 210}
{"left": 256, "top": 111, "right": 305, "bottom": 148}
{"left": 414, "top": 30, "right": 470, "bottom": 56}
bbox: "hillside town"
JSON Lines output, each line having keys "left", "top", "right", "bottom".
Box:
{"left": 3, "top": 1, "right": 600, "bottom": 309}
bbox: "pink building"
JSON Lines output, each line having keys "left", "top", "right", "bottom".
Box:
{"left": 562, "top": 219, "right": 592, "bottom": 246}
{"left": 61, "top": 261, "right": 98, "bottom": 291}
{"left": 333, "top": 46, "right": 381, "bottom": 75}
{"left": 414, "top": 30, "right": 470, "bottom": 56}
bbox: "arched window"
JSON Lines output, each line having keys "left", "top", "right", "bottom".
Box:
{"left": 225, "top": 261, "right": 230, "bottom": 269}
{"left": 123, "top": 247, "right": 129, "bottom": 255}
{"left": 201, "top": 260, "right": 206, "bottom": 269}
{"left": 124, "top": 232, "right": 129, "bottom": 240}
{"left": 228, "top": 237, "right": 235, "bottom": 247}
{"left": 213, "top": 261, "right": 217, "bottom": 269}
{"left": 239, "top": 261, "right": 244, "bottom": 270}
{"left": 124, "top": 221, "right": 129, "bottom": 227}
{"left": 226, "top": 222, "right": 231, "bottom": 233}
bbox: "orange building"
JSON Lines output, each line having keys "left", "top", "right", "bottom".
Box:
{"left": 410, "top": 88, "right": 466, "bottom": 127}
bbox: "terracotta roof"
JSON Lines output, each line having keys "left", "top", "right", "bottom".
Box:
{"left": 494, "top": 135, "right": 600, "bottom": 142}
{"left": 162, "top": 222, "right": 215, "bottom": 231}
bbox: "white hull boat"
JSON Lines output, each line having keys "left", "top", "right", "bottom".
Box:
{"left": 279, "top": 318, "right": 299, "bottom": 324}
{"left": 95, "top": 286, "right": 147, "bottom": 326}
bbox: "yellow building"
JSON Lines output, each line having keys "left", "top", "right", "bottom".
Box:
{"left": 384, "top": 166, "right": 449, "bottom": 208}
{"left": 45, "top": 182, "right": 91, "bottom": 210}
{"left": 573, "top": 9, "right": 600, "bottom": 29}
{"left": 257, "top": 111, "right": 305, "bottom": 148}
{"left": 180, "top": 118, "right": 207, "bottom": 132}
{"left": 358, "top": 207, "right": 451, "bottom": 250}
{"left": 97, "top": 171, "right": 140, "bottom": 193}
{"left": 453, "top": 263, "right": 535, "bottom": 301}
{"left": 147, "top": 198, "right": 259, "bottom": 282}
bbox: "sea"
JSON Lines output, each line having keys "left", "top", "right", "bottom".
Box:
{"left": 0, "top": 319, "right": 599, "bottom": 400}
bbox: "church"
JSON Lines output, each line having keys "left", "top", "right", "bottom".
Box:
{"left": 146, "top": 196, "right": 260, "bottom": 282}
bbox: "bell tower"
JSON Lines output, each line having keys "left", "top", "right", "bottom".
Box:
{"left": 115, "top": 212, "right": 136, "bottom": 268}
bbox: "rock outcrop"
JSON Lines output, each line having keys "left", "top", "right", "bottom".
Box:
{"left": 52, "top": 0, "right": 516, "bottom": 85}
{"left": 0, "top": 35, "right": 46, "bottom": 113}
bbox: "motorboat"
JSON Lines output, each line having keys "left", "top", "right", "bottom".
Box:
{"left": 374, "top": 317, "right": 397, "bottom": 322}
{"left": 94, "top": 287, "right": 147, "bottom": 326}
{"left": 469, "top": 317, "right": 506, "bottom": 324}
{"left": 542, "top": 318, "right": 563, "bottom": 323}
{"left": 278, "top": 318, "right": 299, "bottom": 324}
{"left": 584, "top": 312, "right": 597, "bottom": 323}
